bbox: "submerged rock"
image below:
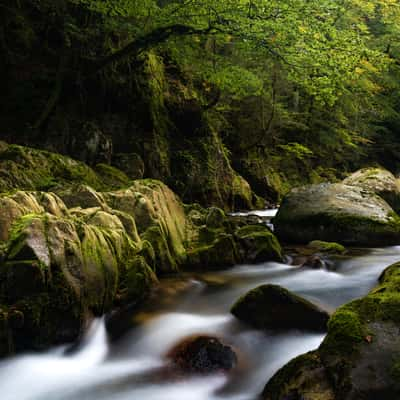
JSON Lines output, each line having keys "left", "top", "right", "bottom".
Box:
{"left": 299, "top": 254, "right": 326, "bottom": 270}
{"left": 274, "top": 183, "right": 400, "bottom": 246}
{"left": 231, "top": 284, "right": 329, "bottom": 331}
{"left": 166, "top": 335, "right": 237, "bottom": 374}
{"left": 343, "top": 167, "right": 400, "bottom": 213}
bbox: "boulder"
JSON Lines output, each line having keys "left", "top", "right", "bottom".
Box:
{"left": 308, "top": 240, "right": 346, "bottom": 255}
{"left": 186, "top": 233, "right": 238, "bottom": 270}
{"left": 274, "top": 183, "right": 400, "bottom": 246}
{"left": 166, "top": 335, "right": 237, "bottom": 374}
{"left": 235, "top": 225, "right": 282, "bottom": 263}
{"left": 262, "top": 351, "right": 335, "bottom": 400}
{"left": 0, "top": 142, "right": 104, "bottom": 192}
{"left": 105, "top": 180, "right": 188, "bottom": 267}
{"left": 343, "top": 167, "right": 400, "bottom": 213}
{"left": 231, "top": 284, "right": 329, "bottom": 331}
{"left": 205, "top": 207, "right": 226, "bottom": 229}
{"left": 262, "top": 262, "right": 400, "bottom": 399}
{"left": 56, "top": 184, "right": 110, "bottom": 210}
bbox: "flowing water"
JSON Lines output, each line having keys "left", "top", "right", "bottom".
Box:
{"left": 1, "top": 210, "right": 399, "bottom": 400}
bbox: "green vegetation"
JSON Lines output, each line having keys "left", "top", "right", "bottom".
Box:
{"left": 1, "top": 0, "right": 399, "bottom": 208}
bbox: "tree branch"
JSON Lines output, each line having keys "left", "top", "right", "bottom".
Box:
{"left": 87, "top": 24, "right": 215, "bottom": 75}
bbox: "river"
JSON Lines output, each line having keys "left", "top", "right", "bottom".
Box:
{"left": 0, "top": 210, "right": 399, "bottom": 400}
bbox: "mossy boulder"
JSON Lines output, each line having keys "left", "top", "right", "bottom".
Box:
{"left": 119, "top": 256, "right": 158, "bottom": 304}
{"left": 308, "top": 240, "right": 346, "bottom": 255}
{"left": 343, "top": 167, "right": 400, "bottom": 213}
{"left": 0, "top": 186, "right": 163, "bottom": 355}
{"left": 235, "top": 225, "right": 282, "bottom": 263}
{"left": 0, "top": 143, "right": 103, "bottom": 192}
{"left": 186, "top": 233, "right": 238, "bottom": 270}
{"left": 205, "top": 207, "right": 226, "bottom": 229}
{"left": 262, "top": 351, "right": 335, "bottom": 400}
{"left": 105, "top": 180, "right": 187, "bottom": 267}
{"left": 263, "top": 262, "right": 400, "bottom": 399}
{"left": 94, "top": 163, "right": 132, "bottom": 189}
{"left": 274, "top": 183, "right": 400, "bottom": 246}
{"left": 231, "top": 284, "right": 329, "bottom": 331}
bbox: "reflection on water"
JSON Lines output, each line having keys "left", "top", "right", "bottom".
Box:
{"left": 1, "top": 241, "right": 399, "bottom": 400}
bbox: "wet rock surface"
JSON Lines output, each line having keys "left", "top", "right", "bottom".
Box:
{"left": 231, "top": 284, "right": 330, "bottom": 332}
{"left": 166, "top": 335, "right": 237, "bottom": 374}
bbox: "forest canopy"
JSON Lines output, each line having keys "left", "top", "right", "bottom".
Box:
{"left": 2, "top": 0, "right": 400, "bottom": 178}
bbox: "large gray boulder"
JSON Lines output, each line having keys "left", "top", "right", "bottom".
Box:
{"left": 274, "top": 183, "right": 400, "bottom": 246}
{"left": 343, "top": 167, "right": 400, "bottom": 213}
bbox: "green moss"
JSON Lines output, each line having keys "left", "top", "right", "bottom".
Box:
{"left": 308, "top": 240, "right": 346, "bottom": 254}
{"left": 235, "top": 225, "right": 282, "bottom": 262}
{"left": 262, "top": 351, "right": 325, "bottom": 400}
{"left": 321, "top": 309, "right": 365, "bottom": 355}
{"left": 186, "top": 233, "right": 238, "bottom": 270}
{"left": 0, "top": 143, "right": 132, "bottom": 194}
{"left": 205, "top": 207, "right": 226, "bottom": 229}
{"left": 7, "top": 214, "right": 41, "bottom": 260}
{"left": 142, "top": 225, "right": 178, "bottom": 273}
{"left": 95, "top": 163, "right": 132, "bottom": 189}
{"left": 121, "top": 256, "right": 158, "bottom": 303}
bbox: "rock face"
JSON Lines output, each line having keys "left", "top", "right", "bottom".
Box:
{"left": 274, "top": 183, "right": 400, "bottom": 246}
{"left": 262, "top": 262, "right": 400, "bottom": 399}
{"left": 231, "top": 284, "right": 329, "bottom": 331}
{"left": 343, "top": 167, "right": 400, "bottom": 213}
{"left": 166, "top": 335, "right": 237, "bottom": 374}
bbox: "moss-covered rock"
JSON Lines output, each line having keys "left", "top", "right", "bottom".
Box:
{"left": 0, "top": 188, "right": 157, "bottom": 355}
{"left": 186, "top": 233, "right": 238, "bottom": 270}
{"left": 205, "top": 207, "right": 227, "bottom": 229}
{"left": 308, "top": 240, "right": 346, "bottom": 255}
{"left": 0, "top": 156, "right": 284, "bottom": 355}
{"left": 231, "top": 284, "right": 329, "bottom": 331}
{"left": 262, "top": 351, "right": 335, "bottom": 400}
{"left": 263, "top": 262, "right": 400, "bottom": 399}
{"left": 343, "top": 167, "right": 400, "bottom": 213}
{"left": 235, "top": 225, "right": 282, "bottom": 263}
{"left": 121, "top": 256, "right": 158, "bottom": 303}
{"left": 0, "top": 143, "right": 104, "bottom": 192}
{"left": 56, "top": 184, "right": 110, "bottom": 210}
{"left": 274, "top": 183, "right": 400, "bottom": 246}
{"left": 94, "top": 163, "right": 132, "bottom": 189}
{"left": 105, "top": 180, "right": 188, "bottom": 268}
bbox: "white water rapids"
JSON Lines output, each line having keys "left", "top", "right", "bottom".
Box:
{"left": 1, "top": 209, "right": 399, "bottom": 400}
